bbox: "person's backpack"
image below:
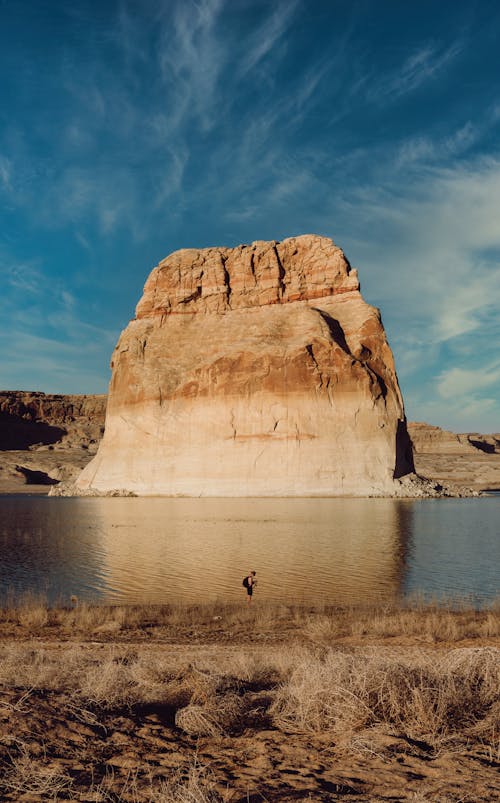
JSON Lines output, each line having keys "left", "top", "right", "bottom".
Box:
{"left": 242, "top": 576, "right": 249, "bottom": 588}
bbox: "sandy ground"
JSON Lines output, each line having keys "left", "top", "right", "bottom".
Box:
{"left": 0, "top": 611, "right": 498, "bottom": 802}
{"left": 0, "top": 446, "right": 90, "bottom": 495}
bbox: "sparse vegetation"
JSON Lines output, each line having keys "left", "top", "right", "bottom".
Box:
{"left": 0, "top": 599, "right": 498, "bottom": 801}
{"left": 1, "top": 594, "right": 499, "bottom": 642}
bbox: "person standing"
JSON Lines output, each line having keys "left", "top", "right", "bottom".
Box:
{"left": 243, "top": 570, "right": 257, "bottom": 604}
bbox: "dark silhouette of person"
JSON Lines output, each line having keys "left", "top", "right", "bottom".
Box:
{"left": 244, "top": 570, "right": 257, "bottom": 604}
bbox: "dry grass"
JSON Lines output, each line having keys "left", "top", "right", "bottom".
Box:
{"left": 0, "top": 639, "right": 497, "bottom": 752}
{"left": 1, "top": 595, "right": 499, "bottom": 643}
{"left": 15, "top": 592, "right": 49, "bottom": 629}
{"left": 0, "top": 599, "right": 498, "bottom": 800}
{"left": 157, "top": 762, "right": 226, "bottom": 803}
{"left": 270, "top": 647, "right": 500, "bottom": 749}
{"left": 0, "top": 624, "right": 500, "bottom": 803}
{"left": 2, "top": 741, "right": 73, "bottom": 798}
{"left": 0, "top": 747, "right": 224, "bottom": 803}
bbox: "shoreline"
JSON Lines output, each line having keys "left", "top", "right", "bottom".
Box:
{"left": 2, "top": 482, "right": 495, "bottom": 498}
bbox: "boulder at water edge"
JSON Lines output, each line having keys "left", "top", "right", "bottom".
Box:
{"left": 76, "top": 235, "right": 414, "bottom": 496}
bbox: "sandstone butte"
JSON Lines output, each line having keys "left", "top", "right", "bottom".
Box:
{"left": 76, "top": 235, "right": 416, "bottom": 497}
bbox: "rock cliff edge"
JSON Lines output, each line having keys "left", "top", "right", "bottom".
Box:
{"left": 76, "top": 235, "right": 414, "bottom": 496}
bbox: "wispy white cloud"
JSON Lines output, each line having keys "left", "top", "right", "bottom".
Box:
{"left": 368, "top": 41, "right": 462, "bottom": 103}
{"left": 237, "top": 0, "right": 300, "bottom": 76}
{"left": 419, "top": 362, "right": 500, "bottom": 431}
{"left": 412, "top": 395, "right": 498, "bottom": 432}
{"left": 436, "top": 361, "right": 500, "bottom": 400}
{"left": 115, "top": 1, "right": 149, "bottom": 68}
{"left": 396, "top": 121, "right": 478, "bottom": 167}
{"left": 37, "top": 166, "right": 141, "bottom": 237}
{"left": 332, "top": 145, "right": 500, "bottom": 431}
{"left": 5, "top": 260, "right": 44, "bottom": 296}
{"left": 343, "top": 152, "right": 500, "bottom": 330}
{"left": 438, "top": 267, "right": 500, "bottom": 341}
{"left": 1, "top": 254, "right": 118, "bottom": 394}
{"left": 0, "top": 330, "right": 111, "bottom": 393}
{"left": 158, "top": 0, "right": 226, "bottom": 132}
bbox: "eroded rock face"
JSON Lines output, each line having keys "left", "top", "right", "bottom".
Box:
{"left": 408, "top": 422, "right": 500, "bottom": 492}
{"left": 0, "top": 391, "right": 106, "bottom": 451}
{"left": 77, "top": 235, "right": 414, "bottom": 496}
{"left": 0, "top": 392, "right": 107, "bottom": 492}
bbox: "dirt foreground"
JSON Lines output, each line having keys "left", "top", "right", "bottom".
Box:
{"left": 0, "top": 601, "right": 498, "bottom": 802}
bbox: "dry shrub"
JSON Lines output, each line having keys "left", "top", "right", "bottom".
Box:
{"left": 270, "top": 650, "right": 373, "bottom": 734}
{"left": 1, "top": 741, "right": 73, "bottom": 797}
{"left": 302, "top": 614, "right": 342, "bottom": 642}
{"left": 16, "top": 593, "right": 48, "bottom": 630}
{"left": 270, "top": 646, "right": 500, "bottom": 746}
{"left": 175, "top": 703, "right": 223, "bottom": 737}
{"left": 64, "top": 602, "right": 128, "bottom": 633}
{"left": 77, "top": 651, "right": 138, "bottom": 709}
{"left": 479, "top": 610, "right": 500, "bottom": 638}
{"left": 209, "top": 646, "right": 285, "bottom": 687}
{"left": 176, "top": 692, "right": 244, "bottom": 737}
{"left": 0, "top": 644, "right": 83, "bottom": 691}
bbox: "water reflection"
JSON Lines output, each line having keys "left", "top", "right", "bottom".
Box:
{"left": 0, "top": 497, "right": 108, "bottom": 602}
{"left": 0, "top": 496, "right": 497, "bottom": 606}
{"left": 401, "top": 498, "right": 500, "bottom": 605}
{"left": 93, "top": 497, "right": 410, "bottom": 604}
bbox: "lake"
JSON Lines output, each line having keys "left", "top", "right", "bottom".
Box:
{"left": 0, "top": 495, "right": 498, "bottom": 608}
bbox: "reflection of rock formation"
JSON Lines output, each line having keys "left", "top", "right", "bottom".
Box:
{"left": 409, "top": 422, "right": 500, "bottom": 491}
{"left": 91, "top": 498, "right": 411, "bottom": 604}
{"left": 78, "top": 235, "right": 414, "bottom": 496}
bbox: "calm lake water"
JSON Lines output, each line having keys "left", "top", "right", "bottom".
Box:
{"left": 0, "top": 496, "right": 498, "bottom": 608}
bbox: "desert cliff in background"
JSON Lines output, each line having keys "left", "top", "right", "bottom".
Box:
{"left": 407, "top": 423, "right": 500, "bottom": 492}
{"left": 0, "top": 392, "right": 106, "bottom": 492}
{"left": 76, "top": 235, "right": 414, "bottom": 496}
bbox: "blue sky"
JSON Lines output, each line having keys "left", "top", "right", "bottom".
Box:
{"left": 1, "top": 0, "right": 499, "bottom": 433}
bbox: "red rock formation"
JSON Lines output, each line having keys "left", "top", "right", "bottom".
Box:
{"left": 77, "top": 235, "right": 414, "bottom": 496}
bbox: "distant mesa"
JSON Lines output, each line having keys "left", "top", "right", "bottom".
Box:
{"left": 0, "top": 392, "right": 107, "bottom": 493}
{"left": 0, "top": 391, "right": 106, "bottom": 450}
{"left": 407, "top": 422, "right": 500, "bottom": 493}
{"left": 75, "top": 234, "right": 416, "bottom": 496}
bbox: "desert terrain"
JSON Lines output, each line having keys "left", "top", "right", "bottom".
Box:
{"left": 0, "top": 600, "right": 498, "bottom": 802}
{"left": 0, "top": 392, "right": 105, "bottom": 495}
{"left": 407, "top": 423, "right": 500, "bottom": 494}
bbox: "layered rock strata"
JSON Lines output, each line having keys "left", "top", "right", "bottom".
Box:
{"left": 409, "top": 422, "right": 500, "bottom": 492}
{"left": 0, "top": 392, "right": 106, "bottom": 491}
{"left": 76, "top": 235, "right": 414, "bottom": 496}
{"left": 0, "top": 391, "right": 106, "bottom": 450}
